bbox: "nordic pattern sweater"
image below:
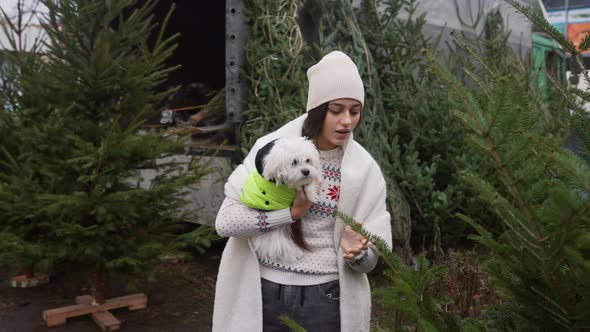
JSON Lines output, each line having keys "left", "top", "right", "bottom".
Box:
{"left": 216, "top": 147, "right": 378, "bottom": 286}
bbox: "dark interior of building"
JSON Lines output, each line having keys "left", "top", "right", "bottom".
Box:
{"left": 150, "top": 1, "right": 225, "bottom": 92}
{"left": 139, "top": 1, "right": 230, "bottom": 146}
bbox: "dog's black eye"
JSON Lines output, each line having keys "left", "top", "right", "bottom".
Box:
{"left": 306, "top": 159, "right": 310, "bottom": 163}
{"left": 292, "top": 159, "right": 298, "bottom": 166}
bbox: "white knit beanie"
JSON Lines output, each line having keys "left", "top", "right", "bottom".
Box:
{"left": 306, "top": 50, "right": 365, "bottom": 112}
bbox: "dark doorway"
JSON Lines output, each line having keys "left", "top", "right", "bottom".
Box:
{"left": 141, "top": 1, "right": 231, "bottom": 147}
{"left": 151, "top": 1, "right": 225, "bottom": 91}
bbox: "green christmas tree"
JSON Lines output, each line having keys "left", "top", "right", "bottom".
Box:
{"left": 0, "top": 0, "right": 200, "bottom": 304}
{"left": 427, "top": 0, "right": 590, "bottom": 328}
{"left": 0, "top": 0, "right": 57, "bottom": 277}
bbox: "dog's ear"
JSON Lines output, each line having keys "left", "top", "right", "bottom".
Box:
{"left": 255, "top": 139, "right": 277, "bottom": 175}
{"left": 262, "top": 138, "right": 293, "bottom": 185}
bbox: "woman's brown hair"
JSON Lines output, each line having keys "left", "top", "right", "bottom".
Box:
{"left": 302, "top": 103, "right": 329, "bottom": 140}
{"left": 289, "top": 103, "right": 329, "bottom": 251}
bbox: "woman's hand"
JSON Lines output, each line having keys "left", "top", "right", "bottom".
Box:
{"left": 340, "top": 225, "right": 369, "bottom": 259}
{"left": 290, "top": 189, "right": 313, "bottom": 220}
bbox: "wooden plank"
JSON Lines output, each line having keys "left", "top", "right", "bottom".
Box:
{"left": 43, "top": 303, "right": 93, "bottom": 326}
{"left": 75, "top": 296, "right": 121, "bottom": 331}
{"left": 10, "top": 273, "right": 49, "bottom": 288}
{"left": 43, "top": 293, "right": 147, "bottom": 323}
{"left": 106, "top": 293, "right": 147, "bottom": 311}
{"left": 128, "top": 300, "right": 147, "bottom": 311}
{"left": 44, "top": 313, "right": 67, "bottom": 327}
{"left": 187, "top": 142, "right": 237, "bottom": 152}
{"left": 91, "top": 311, "right": 121, "bottom": 332}
{"left": 75, "top": 295, "right": 94, "bottom": 305}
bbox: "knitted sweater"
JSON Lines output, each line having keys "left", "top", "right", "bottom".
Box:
{"left": 217, "top": 147, "right": 379, "bottom": 286}
{"left": 213, "top": 114, "right": 392, "bottom": 332}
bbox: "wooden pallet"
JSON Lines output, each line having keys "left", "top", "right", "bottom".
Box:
{"left": 10, "top": 273, "right": 49, "bottom": 288}
{"left": 42, "top": 293, "right": 147, "bottom": 331}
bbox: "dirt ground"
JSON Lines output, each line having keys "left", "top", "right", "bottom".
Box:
{"left": 0, "top": 242, "right": 395, "bottom": 332}
{"left": 0, "top": 245, "right": 223, "bottom": 332}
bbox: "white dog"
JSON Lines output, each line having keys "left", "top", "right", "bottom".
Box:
{"left": 243, "top": 137, "right": 321, "bottom": 263}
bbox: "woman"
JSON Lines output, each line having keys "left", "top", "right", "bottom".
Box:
{"left": 213, "top": 51, "right": 392, "bottom": 332}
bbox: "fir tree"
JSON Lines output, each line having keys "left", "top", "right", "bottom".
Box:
{"left": 0, "top": 0, "right": 200, "bottom": 304}
{"left": 0, "top": 0, "right": 55, "bottom": 276}
{"left": 239, "top": 0, "right": 311, "bottom": 154}
{"left": 427, "top": 0, "right": 590, "bottom": 328}
{"left": 354, "top": 0, "right": 467, "bottom": 251}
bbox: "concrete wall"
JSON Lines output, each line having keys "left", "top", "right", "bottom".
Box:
{"left": 351, "top": 0, "right": 536, "bottom": 58}
{"left": 137, "top": 155, "right": 231, "bottom": 226}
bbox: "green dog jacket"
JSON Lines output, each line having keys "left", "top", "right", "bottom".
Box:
{"left": 240, "top": 170, "right": 296, "bottom": 210}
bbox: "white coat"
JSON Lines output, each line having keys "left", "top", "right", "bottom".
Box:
{"left": 213, "top": 114, "right": 392, "bottom": 331}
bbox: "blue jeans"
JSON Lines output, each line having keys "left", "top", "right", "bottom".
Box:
{"left": 261, "top": 278, "right": 340, "bottom": 332}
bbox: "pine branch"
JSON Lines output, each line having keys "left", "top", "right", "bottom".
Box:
{"left": 529, "top": 286, "right": 570, "bottom": 327}
{"left": 0, "top": 6, "right": 19, "bottom": 51}
{"left": 424, "top": 49, "right": 487, "bottom": 134}
{"left": 0, "top": 147, "right": 18, "bottom": 170}
{"left": 544, "top": 149, "right": 590, "bottom": 194}
{"left": 503, "top": 0, "right": 578, "bottom": 54}
{"left": 454, "top": 0, "right": 483, "bottom": 30}
{"left": 540, "top": 66, "right": 590, "bottom": 138}
{"left": 463, "top": 67, "right": 490, "bottom": 98}
{"left": 279, "top": 315, "right": 307, "bottom": 332}
{"left": 176, "top": 225, "right": 221, "bottom": 255}
{"left": 574, "top": 56, "right": 590, "bottom": 87}
{"left": 433, "top": 50, "right": 541, "bottom": 238}
{"left": 459, "top": 172, "right": 541, "bottom": 253}
{"left": 450, "top": 30, "right": 497, "bottom": 80}
{"left": 335, "top": 210, "right": 461, "bottom": 330}
{"left": 570, "top": 87, "right": 590, "bottom": 103}
{"left": 335, "top": 211, "right": 392, "bottom": 253}
{"left": 154, "top": 2, "right": 174, "bottom": 51}
{"left": 578, "top": 33, "right": 590, "bottom": 53}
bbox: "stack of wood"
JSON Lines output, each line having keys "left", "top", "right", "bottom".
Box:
{"left": 166, "top": 88, "right": 230, "bottom": 145}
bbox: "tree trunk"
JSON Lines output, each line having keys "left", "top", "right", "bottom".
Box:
{"left": 90, "top": 268, "right": 106, "bottom": 305}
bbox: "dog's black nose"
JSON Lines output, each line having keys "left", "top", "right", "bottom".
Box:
{"left": 301, "top": 169, "right": 310, "bottom": 176}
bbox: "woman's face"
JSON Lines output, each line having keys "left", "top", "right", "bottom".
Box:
{"left": 316, "top": 98, "right": 362, "bottom": 150}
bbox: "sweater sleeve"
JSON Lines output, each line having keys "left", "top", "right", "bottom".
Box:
{"left": 346, "top": 247, "right": 379, "bottom": 273}
{"left": 215, "top": 197, "right": 294, "bottom": 238}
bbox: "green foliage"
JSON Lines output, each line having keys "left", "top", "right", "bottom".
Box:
{"left": 239, "top": 0, "right": 585, "bottom": 330}
{"left": 176, "top": 225, "right": 221, "bottom": 256}
{"left": 241, "top": 0, "right": 559, "bottom": 253}
{"left": 426, "top": 1, "right": 590, "bottom": 327}
{"left": 0, "top": 0, "right": 206, "bottom": 287}
{"left": 337, "top": 211, "right": 487, "bottom": 331}
{"left": 279, "top": 314, "right": 308, "bottom": 332}
{"left": 579, "top": 33, "right": 590, "bottom": 53}
{"left": 373, "top": 255, "right": 453, "bottom": 331}
{"left": 241, "top": 0, "right": 509, "bottom": 252}
{"left": 309, "top": 0, "right": 415, "bottom": 253}
{"left": 355, "top": 0, "right": 491, "bottom": 250}
{"left": 240, "top": 0, "right": 311, "bottom": 155}
{"left": 241, "top": 0, "right": 413, "bottom": 254}
{"left": 0, "top": 1, "right": 59, "bottom": 273}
